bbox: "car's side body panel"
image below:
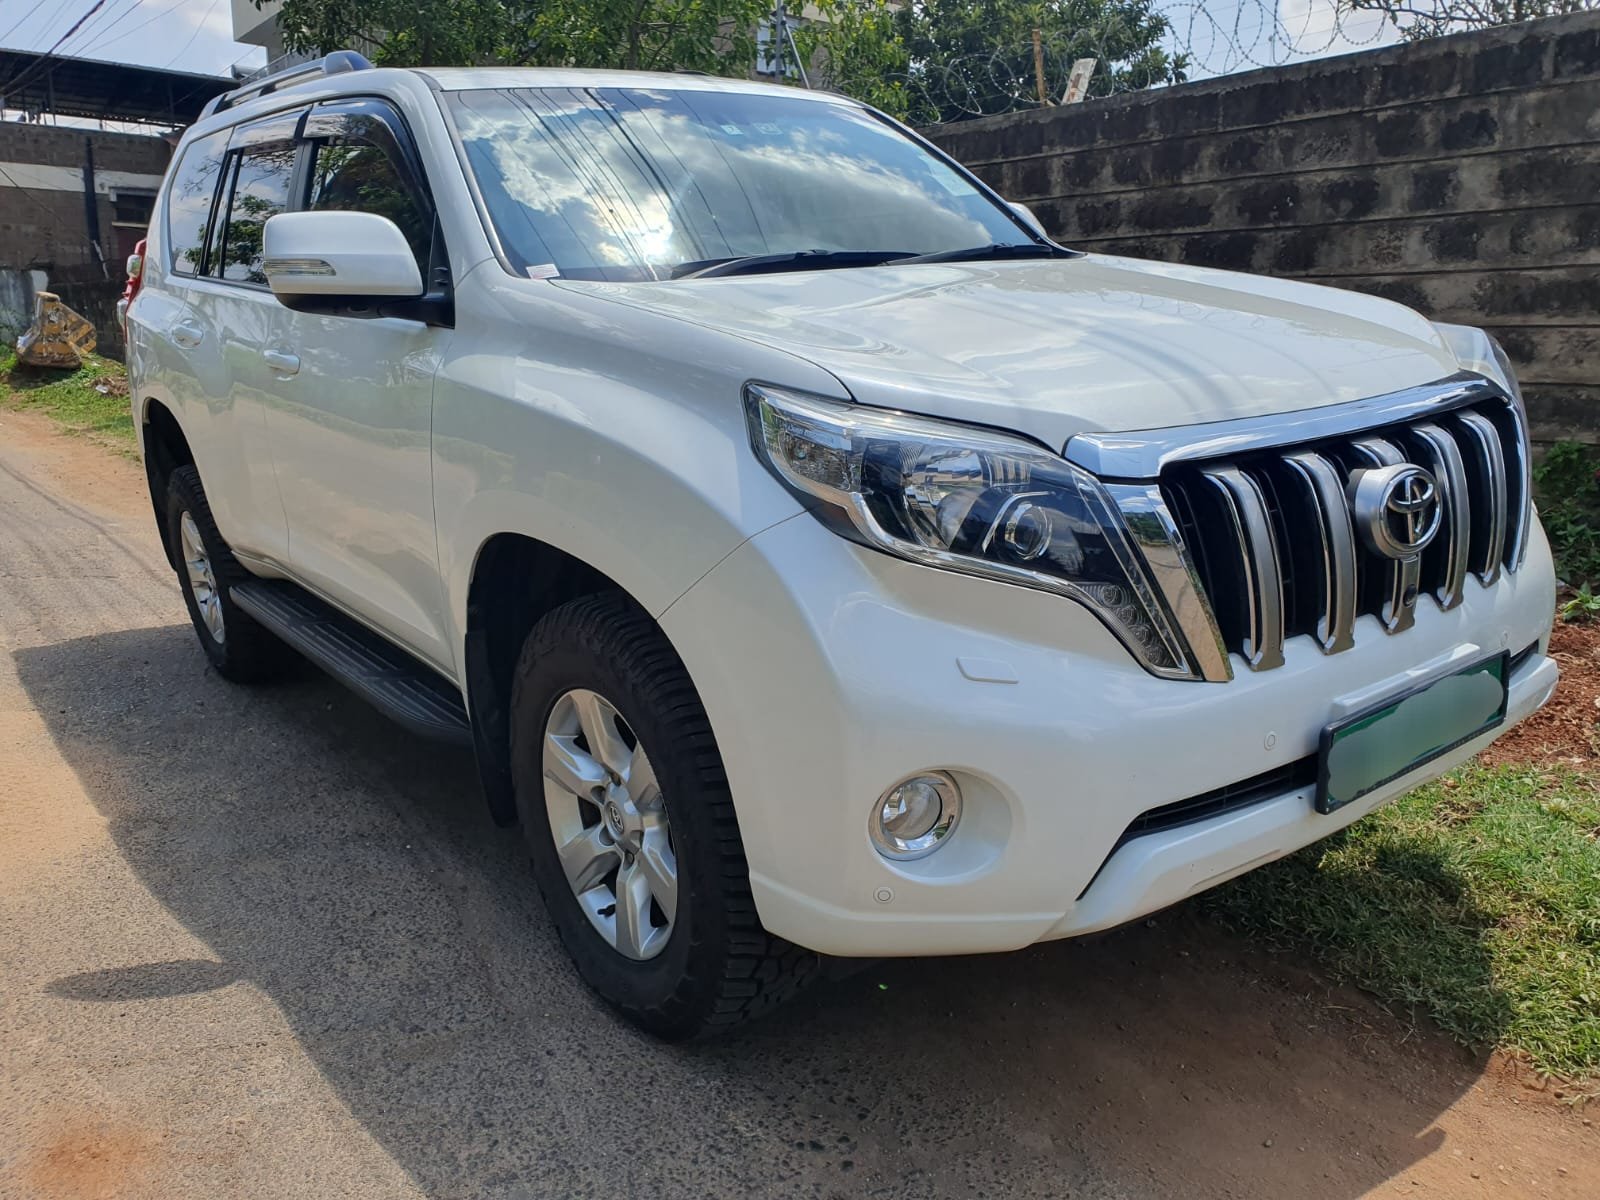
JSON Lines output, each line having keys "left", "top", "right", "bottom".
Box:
{"left": 430, "top": 266, "right": 827, "bottom": 680}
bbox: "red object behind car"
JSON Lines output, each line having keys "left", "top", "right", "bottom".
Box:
{"left": 117, "top": 237, "right": 147, "bottom": 332}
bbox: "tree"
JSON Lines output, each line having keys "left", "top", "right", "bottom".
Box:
{"left": 267, "top": 0, "right": 1182, "bottom": 123}
{"left": 513, "top": 0, "right": 768, "bottom": 73}
{"left": 267, "top": 0, "right": 769, "bottom": 74}
{"left": 807, "top": 0, "right": 1185, "bottom": 124}
{"left": 264, "top": 0, "right": 512, "bottom": 66}
{"left": 1342, "top": 0, "right": 1597, "bottom": 41}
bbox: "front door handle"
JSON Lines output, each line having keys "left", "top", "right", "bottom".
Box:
{"left": 263, "top": 348, "right": 300, "bottom": 376}
{"left": 170, "top": 320, "right": 204, "bottom": 348}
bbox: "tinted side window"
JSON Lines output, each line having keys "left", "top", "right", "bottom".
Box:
{"left": 214, "top": 143, "right": 297, "bottom": 285}
{"left": 164, "top": 130, "right": 230, "bottom": 276}
{"left": 308, "top": 140, "right": 431, "bottom": 269}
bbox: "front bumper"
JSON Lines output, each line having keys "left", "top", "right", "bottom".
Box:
{"left": 660, "top": 512, "right": 1558, "bottom": 958}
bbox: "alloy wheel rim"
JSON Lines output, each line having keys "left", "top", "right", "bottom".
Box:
{"left": 542, "top": 688, "right": 677, "bottom": 961}
{"left": 180, "top": 511, "right": 225, "bottom": 644}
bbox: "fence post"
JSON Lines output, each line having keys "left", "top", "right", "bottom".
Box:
{"left": 1032, "top": 28, "right": 1048, "bottom": 107}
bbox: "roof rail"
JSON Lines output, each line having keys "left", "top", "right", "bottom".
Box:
{"left": 199, "top": 50, "right": 374, "bottom": 120}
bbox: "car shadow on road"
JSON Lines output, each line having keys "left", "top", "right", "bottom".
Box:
{"left": 14, "top": 624, "right": 1512, "bottom": 1199}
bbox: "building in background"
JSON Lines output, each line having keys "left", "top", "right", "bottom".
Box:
{"left": 231, "top": 0, "right": 287, "bottom": 60}
{"left": 0, "top": 50, "right": 231, "bottom": 349}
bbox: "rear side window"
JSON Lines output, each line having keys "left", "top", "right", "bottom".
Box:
{"left": 308, "top": 140, "right": 431, "bottom": 270}
{"left": 164, "top": 130, "right": 229, "bottom": 276}
{"left": 213, "top": 144, "right": 298, "bottom": 285}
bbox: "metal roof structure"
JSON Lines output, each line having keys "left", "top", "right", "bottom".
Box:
{"left": 0, "top": 49, "right": 234, "bottom": 127}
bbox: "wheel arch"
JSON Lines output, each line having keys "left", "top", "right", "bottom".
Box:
{"left": 463, "top": 532, "right": 642, "bottom": 826}
{"left": 140, "top": 397, "right": 195, "bottom": 568}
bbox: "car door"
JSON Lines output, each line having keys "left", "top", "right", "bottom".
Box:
{"left": 261, "top": 98, "right": 453, "bottom": 671}
{"left": 137, "top": 120, "right": 294, "bottom": 564}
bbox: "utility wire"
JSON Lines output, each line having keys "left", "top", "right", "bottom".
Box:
{"left": 76, "top": 0, "right": 161, "bottom": 56}
{"left": 0, "top": 0, "right": 74, "bottom": 48}
{"left": 156, "top": 0, "right": 222, "bottom": 71}
{"left": 82, "top": 0, "right": 191, "bottom": 58}
{"left": 1, "top": 0, "right": 116, "bottom": 98}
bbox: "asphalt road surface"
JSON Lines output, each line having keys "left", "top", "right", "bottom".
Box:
{"left": 3, "top": 411, "right": 1594, "bottom": 1200}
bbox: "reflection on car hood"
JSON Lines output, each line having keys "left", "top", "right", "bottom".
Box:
{"left": 561, "top": 253, "right": 1462, "bottom": 450}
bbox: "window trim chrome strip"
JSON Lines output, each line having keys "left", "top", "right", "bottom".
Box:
{"left": 1063, "top": 373, "right": 1508, "bottom": 480}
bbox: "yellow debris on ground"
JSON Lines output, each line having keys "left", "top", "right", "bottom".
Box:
{"left": 15, "top": 292, "right": 97, "bottom": 368}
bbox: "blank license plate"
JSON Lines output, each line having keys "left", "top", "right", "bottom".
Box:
{"left": 1316, "top": 654, "right": 1509, "bottom": 814}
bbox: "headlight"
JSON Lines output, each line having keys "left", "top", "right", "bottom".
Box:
{"left": 1433, "top": 321, "right": 1522, "bottom": 406}
{"left": 744, "top": 383, "right": 1193, "bottom": 675}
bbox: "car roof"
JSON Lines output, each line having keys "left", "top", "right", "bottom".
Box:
{"left": 415, "top": 67, "right": 858, "bottom": 104}
{"left": 183, "top": 64, "right": 860, "bottom": 145}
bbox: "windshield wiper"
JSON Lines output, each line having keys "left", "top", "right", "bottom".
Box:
{"left": 673, "top": 249, "right": 916, "bottom": 279}
{"left": 893, "top": 243, "right": 1074, "bottom": 266}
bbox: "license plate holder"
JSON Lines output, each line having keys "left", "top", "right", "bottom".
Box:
{"left": 1315, "top": 653, "right": 1509, "bottom": 815}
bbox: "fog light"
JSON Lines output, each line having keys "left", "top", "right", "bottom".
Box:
{"left": 870, "top": 772, "right": 962, "bottom": 860}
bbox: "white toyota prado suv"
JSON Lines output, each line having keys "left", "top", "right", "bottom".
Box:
{"left": 126, "top": 52, "right": 1558, "bottom": 1038}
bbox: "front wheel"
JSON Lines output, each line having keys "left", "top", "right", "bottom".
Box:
{"left": 164, "top": 465, "right": 282, "bottom": 682}
{"left": 510, "top": 593, "right": 818, "bottom": 1039}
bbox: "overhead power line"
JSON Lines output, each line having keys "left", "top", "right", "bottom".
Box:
{"left": 0, "top": 0, "right": 117, "bottom": 99}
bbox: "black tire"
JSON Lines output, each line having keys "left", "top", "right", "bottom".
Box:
{"left": 510, "top": 592, "right": 819, "bottom": 1039}
{"left": 165, "top": 465, "right": 282, "bottom": 682}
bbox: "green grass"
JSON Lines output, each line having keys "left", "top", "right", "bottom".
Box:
{"left": 1535, "top": 440, "right": 1600, "bottom": 589}
{"left": 1206, "top": 764, "right": 1600, "bottom": 1079}
{"left": 1, "top": 346, "right": 134, "bottom": 445}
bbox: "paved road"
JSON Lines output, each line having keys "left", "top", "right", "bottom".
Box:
{"left": 3, "top": 412, "right": 1592, "bottom": 1200}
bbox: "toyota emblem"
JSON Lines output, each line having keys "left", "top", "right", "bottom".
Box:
{"left": 1352, "top": 464, "right": 1443, "bottom": 560}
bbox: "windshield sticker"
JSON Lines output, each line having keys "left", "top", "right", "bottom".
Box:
{"left": 719, "top": 123, "right": 744, "bottom": 136}
{"left": 525, "top": 263, "right": 561, "bottom": 279}
{"left": 929, "top": 164, "right": 971, "bottom": 195}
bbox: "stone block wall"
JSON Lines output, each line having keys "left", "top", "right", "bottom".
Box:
{"left": 926, "top": 12, "right": 1600, "bottom": 444}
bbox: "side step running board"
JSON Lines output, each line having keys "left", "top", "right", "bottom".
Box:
{"left": 231, "top": 579, "right": 472, "bottom": 746}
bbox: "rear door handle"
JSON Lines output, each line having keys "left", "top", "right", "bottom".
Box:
{"left": 263, "top": 349, "right": 300, "bottom": 376}
{"left": 170, "top": 320, "right": 204, "bottom": 348}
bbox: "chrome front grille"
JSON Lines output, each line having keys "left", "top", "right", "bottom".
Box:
{"left": 1070, "top": 375, "right": 1531, "bottom": 681}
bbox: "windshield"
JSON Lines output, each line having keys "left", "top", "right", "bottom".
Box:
{"left": 444, "top": 86, "right": 1036, "bottom": 281}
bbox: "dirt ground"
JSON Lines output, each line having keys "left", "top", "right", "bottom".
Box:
{"left": 2, "top": 406, "right": 1597, "bottom": 1200}
{"left": 1480, "top": 617, "right": 1600, "bottom": 767}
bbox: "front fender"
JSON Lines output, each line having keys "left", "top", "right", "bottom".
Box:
{"left": 432, "top": 274, "right": 847, "bottom": 679}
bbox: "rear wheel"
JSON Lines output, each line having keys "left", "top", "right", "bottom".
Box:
{"left": 165, "top": 465, "right": 282, "bottom": 682}
{"left": 510, "top": 593, "right": 819, "bottom": 1039}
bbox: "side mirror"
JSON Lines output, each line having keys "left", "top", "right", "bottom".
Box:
{"left": 1008, "top": 201, "right": 1048, "bottom": 238}
{"left": 262, "top": 211, "right": 422, "bottom": 301}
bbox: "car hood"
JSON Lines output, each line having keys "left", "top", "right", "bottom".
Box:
{"left": 559, "top": 253, "right": 1462, "bottom": 450}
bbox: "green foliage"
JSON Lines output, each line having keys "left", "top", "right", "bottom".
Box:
{"left": 270, "top": 0, "right": 769, "bottom": 74}
{"left": 268, "top": 0, "right": 1181, "bottom": 121}
{"left": 266, "top": 0, "right": 513, "bottom": 65}
{"left": 516, "top": 0, "right": 768, "bottom": 73}
{"left": 891, "top": 0, "right": 1185, "bottom": 124}
{"left": 800, "top": 0, "right": 915, "bottom": 118}
{"left": 1561, "top": 583, "right": 1600, "bottom": 624}
{"left": 1535, "top": 440, "right": 1600, "bottom": 589}
{"left": 1206, "top": 765, "right": 1600, "bottom": 1077}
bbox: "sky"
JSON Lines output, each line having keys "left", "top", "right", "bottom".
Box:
{"left": 0, "top": 0, "right": 1399, "bottom": 84}
{"left": 0, "top": 0, "right": 268, "bottom": 80}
